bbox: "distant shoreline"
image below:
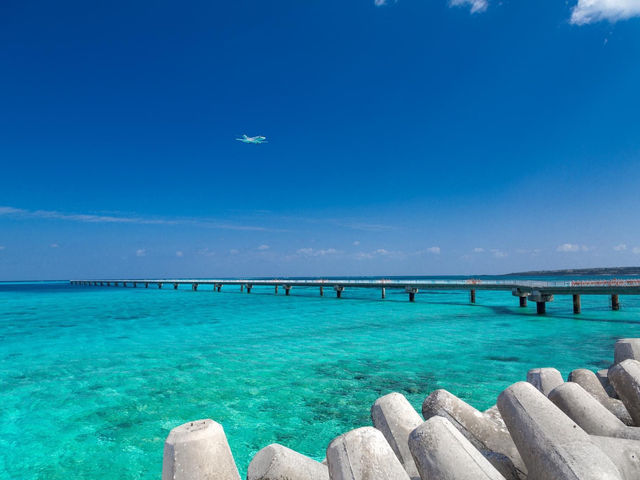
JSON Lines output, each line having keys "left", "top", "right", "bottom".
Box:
{"left": 506, "top": 267, "right": 640, "bottom": 276}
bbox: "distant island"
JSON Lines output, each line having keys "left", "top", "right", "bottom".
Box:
{"left": 507, "top": 266, "right": 640, "bottom": 276}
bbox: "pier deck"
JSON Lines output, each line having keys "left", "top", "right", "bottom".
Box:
{"left": 70, "top": 278, "right": 640, "bottom": 315}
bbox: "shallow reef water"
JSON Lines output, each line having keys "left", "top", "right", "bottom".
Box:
{"left": 1, "top": 280, "right": 639, "bottom": 479}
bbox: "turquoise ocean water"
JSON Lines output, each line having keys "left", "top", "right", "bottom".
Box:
{"left": 1, "top": 278, "right": 639, "bottom": 479}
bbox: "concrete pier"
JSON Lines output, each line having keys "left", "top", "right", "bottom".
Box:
{"left": 72, "top": 277, "right": 640, "bottom": 313}
{"left": 573, "top": 294, "right": 581, "bottom": 314}
{"left": 612, "top": 294, "right": 620, "bottom": 310}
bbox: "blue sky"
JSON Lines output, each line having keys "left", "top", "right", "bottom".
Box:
{"left": 1, "top": 0, "right": 640, "bottom": 279}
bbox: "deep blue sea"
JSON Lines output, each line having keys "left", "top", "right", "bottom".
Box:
{"left": 1, "top": 279, "right": 639, "bottom": 479}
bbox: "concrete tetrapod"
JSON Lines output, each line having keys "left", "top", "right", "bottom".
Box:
{"left": 483, "top": 405, "right": 506, "bottom": 429}
{"left": 614, "top": 339, "right": 640, "bottom": 365}
{"left": 548, "top": 382, "right": 640, "bottom": 440}
{"left": 497, "top": 382, "right": 623, "bottom": 480}
{"left": 325, "top": 427, "right": 410, "bottom": 480}
{"left": 569, "top": 369, "right": 633, "bottom": 425}
{"left": 408, "top": 416, "right": 506, "bottom": 480}
{"left": 526, "top": 367, "right": 564, "bottom": 396}
{"left": 609, "top": 359, "right": 640, "bottom": 426}
{"left": 590, "top": 436, "right": 640, "bottom": 480}
{"left": 247, "top": 443, "right": 329, "bottom": 480}
{"left": 421, "top": 389, "right": 525, "bottom": 480}
{"left": 597, "top": 369, "right": 619, "bottom": 399}
{"left": 371, "top": 393, "right": 422, "bottom": 480}
{"left": 162, "top": 419, "right": 241, "bottom": 480}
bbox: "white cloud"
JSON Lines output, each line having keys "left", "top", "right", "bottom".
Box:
{"left": 557, "top": 243, "right": 589, "bottom": 252}
{"left": 632, "top": 247, "right": 640, "bottom": 255}
{"left": 571, "top": 0, "right": 640, "bottom": 25}
{"left": 450, "top": 0, "right": 488, "bottom": 14}
{"left": 0, "top": 246, "right": 5, "bottom": 250}
{"left": 491, "top": 248, "right": 508, "bottom": 258}
{"left": 353, "top": 241, "right": 360, "bottom": 246}
{"left": 297, "top": 248, "right": 341, "bottom": 257}
{"left": 50, "top": 243, "right": 59, "bottom": 248}
{"left": 136, "top": 248, "right": 146, "bottom": 257}
{"left": 257, "top": 244, "right": 270, "bottom": 250}
{"left": 0, "top": 205, "right": 270, "bottom": 231}
{"left": 198, "top": 248, "right": 215, "bottom": 257}
{"left": 473, "top": 247, "right": 485, "bottom": 253}
{"left": 176, "top": 251, "right": 184, "bottom": 257}
{"left": 426, "top": 246, "right": 441, "bottom": 254}
{"left": 374, "top": 0, "right": 396, "bottom": 6}
{"left": 229, "top": 249, "right": 239, "bottom": 255}
{"left": 614, "top": 243, "right": 627, "bottom": 251}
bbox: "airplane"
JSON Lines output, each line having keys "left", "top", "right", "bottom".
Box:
{"left": 236, "top": 134, "right": 267, "bottom": 144}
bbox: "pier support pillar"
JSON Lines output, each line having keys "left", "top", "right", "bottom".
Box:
{"left": 334, "top": 286, "right": 344, "bottom": 298}
{"left": 274, "top": 285, "right": 278, "bottom": 295}
{"left": 284, "top": 286, "right": 291, "bottom": 296}
{"left": 123, "top": 282, "right": 127, "bottom": 287}
{"left": 158, "top": 283, "right": 163, "bottom": 289}
{"left": 536, "top": 301, "right": 546, "bottom": 315}
{"left": 133, "top": 282, "right": 137, "bottom": 288}
{"left": 145, "top": 282, "right": 149, "bottom": 288}
{"left": 406, "top": 287, "right": 419, "bottom": 302}
{"left": 319, "top": 286, "right": 323, "bottom": 296}
{"left": 612, "top": 294, "right": 620, "bottom": 311}
{"left": 512, "top": 288, "right": 530, "bottom": 308}
{"left": 573, "top": 294, "right": 581, "bottom": 314}
{"left": 240, "top": 284, "right": 244, "bottom": 292}
{"left": 246, "top": 284, "right": 252, "bottom": 293}
{"left": 530, "top": 291, "right": 553, "bottom": 315}
{"left": 192, "top": 283, "right": 198, "bottom": 291}
{"left": 217, "top": 284, "right": 222, "bottom": 292}
{"left": 381, "top": 287, "right": 386, "bottom": 299}
{"left": 470, "top": 289, "right": 476, "bottom": 304}
{"left": 174, "top": 283, "right": 179, "bottom": 290}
